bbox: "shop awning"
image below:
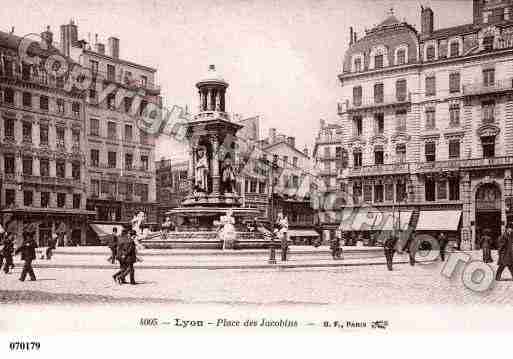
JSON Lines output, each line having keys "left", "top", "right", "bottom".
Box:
{"left": 288, "top": 229, "right": 320, "bottom": 237}
{"left": 90, "top": 224, "right": 124, "bottom": 239}
{"left": 416, "top": 210, "right": 462, "bottom": 231}
{"left": 338, "top": 209, "right": 412, "bottom": 232}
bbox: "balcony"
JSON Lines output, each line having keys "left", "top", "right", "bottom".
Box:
{"left": 338, "top": 92, "right": 411, "bottom": 114}
{"left": 462, "top": 79, "right": 513, "bottom": 97}
{"left": 347, "top": 162, "right": 410, "bottom": 177}
{"left": 417, "top": 156, "right": 513, "bottom": 173}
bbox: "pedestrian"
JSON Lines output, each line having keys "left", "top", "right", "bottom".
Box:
{"left": 113, "top": 228, "right": 129, "bottom": 284}
{"left": 15, "top": 233, "right": 38, "bottom": 281}
{"left": 384, "top": 231, "right": 398, "bottom": 271}
{"left": 438, "top": 232, "right": 448, "bottom": 262}
{"left": 330, "top": 232, "right": 342, "bottom": 260}
{"left": 119, "top": 231, "right": 137, "bottom": 285}
{"left": 2, "top": 233, "right": 14, "bottom": 274}
{"left": 408, "top": 231, "right": 418, "bottom": 266}
{"left": 481, "top": 228, "right": 493, "bottom": 264}
{"left": 46, "top": 233, "right": 57, "bottom": 260}
{"left": 496, "top": 225, "right": 513, "bottom": 281}
{"left": 275, "top": 212, "right": 289, "bottom": 261}
{"left": 107, "top": 227, "right": 119, "bottom": 264}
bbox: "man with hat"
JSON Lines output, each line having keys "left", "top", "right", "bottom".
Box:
{"left": 496, "top": 224, "right": 513, "bottom": 281}
{"left": 46, "top": 233, "right": 57, "bottom": 260}
{"left": 117, "top": 230, "right": 137, "bottom": 285}
{"left": 15, "top": 224, "right": 38, "bottom": 281}
{"left": 2, "top": 233, "right": 15, "bottom": 274}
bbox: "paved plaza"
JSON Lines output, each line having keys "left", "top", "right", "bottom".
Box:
{"left": 1, "top": 250, "right": 512, "bottom": 306}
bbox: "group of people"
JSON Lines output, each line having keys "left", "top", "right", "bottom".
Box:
{"left": 106, "top": 227, "right": 139, "bottom": 285}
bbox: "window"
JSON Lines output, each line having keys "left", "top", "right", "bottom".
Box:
{"left": 4, "top": 154, "right": 15, "bottom": 174}
{"left": 24, "top": 191, "right": 33, "bottom": 206}
{"left": 374, "top": 147, "right": 384, "bottom": 165}
{"left": 354, "top": 58, "right": 362, "bottom": 72}
{"left": 140, "top": 184, "right": 149, "bottom": 202}
{"left": 141, "top": 75, "right": 148, "bottom": 87}
{"left": 107, "top": 121, "right": 117, "bottom": 139}
{"left": 90, "top": 60, "right": 98, "bottom": 74}
{"left": 39, "top": 124, "right": 49, "bottom": 146}
{"left": 449, "top": 139, "right": 460, "bottom": 159}
{"left": 22, "top": 63, "right": 31, "bottom": 81}
{"left": 107, "top": 64, "right": 115, "bottom": 81}
{"left": 353, "top": 182, "right": 362, "bottom": 204}
{"left": 107, "top": 93, "right": 115, "bottom": 110}
{"left": 449, "top": 42, "right": 460, "bottom": 57}
{"left": 56, "top": 127, "right": 65, "bottom": 149}
{"left": 483, "top": 36, "right": 494, "bottom": 51}
{"left": 22, "top": 122, "right": 32, "bottom": 143}
{"left": 124, "top": 97, "right": 132, "bottom": 113}
{"left": 482, "top": 136, "right": 495, "bottom": 158}
{"left": 140, "top": 129, "right": 148, "bottom": 145}
{"left": 292, "top": 175, "right": 299, "bottom": 188}
{"left": 56, "top": 160, "right": 65, "bottom": 178}
{"left": 22, "top": 92, "right": 31, "bottom": 107}
{"left": 396, "top": 49, "right": 406, "bottom": 65}
{"left": 353, "top": 116, "right": 363, "bottom": 136}
{"left": 124, "top": 153, "right": 133, "bottom": 170}
{"left": 374, "top": 113, "right": 384, "bottom": 134}
{"left": 3, "top": 88, "right": 14, "bottom": 104}
{"left": 489, "top": 8, "right": 505, "bottom": 23}
{"left": 72, "top": 129, "right": 80, "bottom": 148}
{"left": 73, "top": 194, "right": 81, "bottom": 209}
{"left": 108, "top": 151, "right": 117, "bottom": 168}
{"left": 437, "top": 180, "right": 447, "bottom": 200}
{"left": 353, "top": 150, "right": 362, "bottom": 168}
{"left": 425, "top": 178, "right": 436, "bottom": 201}
{"left": 425, "top": 142, "right": 436, "bottom": 162}
{"left": 5, "top": 189, "right": 15, "bottom": 207}
{"left": 22, "top": 156, "right": 33, "bottom": 175}
{"left": 353, "top": 86, "right": 362, "bottom": 106}
{"left": 90, "top": 149, "right": 99, "bottom": 167}
{"left": 40, "top": 95, "right": 49, "bottom": 110}
{"left": 293, "top": 157, "right": 298, "bottom": 167}
{"left": 72, "top": 162, "right": 80, "bottom": 180}
{"left": 40, "top": 158, "right": 49, "bottom": 177}
{"left": 374, "top": 54, "right": 383, "bottom": 69}
{"left": 396, "top": 181, "right": 407, "bottom": 202}
{"left": 483, "top": 68, "right": 495, "bottom": 86}
{"left": 449, "top": 104, "right": 460, "bottom": 127}
{"left": 385, "top": 182, "right": 394, "bottom": 202}
{"left": 396, "top": 79, "right": 407, "bottom": 101}
{"left": 425, "top": 76, "right": 436, "bottom": 96}
{"left": 363, "top": 183, "right": 373, "bottom": 202}
{"left": 449, "top": 177, "right": 460, "bottom": 200}
{"left": 91, "top": 179, "right": 100, "bottom": 197}
{"left": 57, "top": 193, "right": 66, "bottom": 208}
{"left": 259, "top": 181, "right": 266, "bottom": 194}
{"left": 41, "top": 192, "right": 50, "bottom": 208}
{"left": 141, "top": 155, "right": 149, "bottom": 171}
{"left": 89, "top": 89, "right": 97, "bottom": 102}
{"left": 396, "top": 144, "right": 406, "bottom": 163}
{"left": 283, "top": 156, "right": 289, "bottom": 166}
{"left": 449, "top": 73, "right": 460, "bottom": 93}
{"left": 396, "top": 110, "right": 407, "bottom": 131}
{"left": 90, "top": 118, "right": 100, "bottom": 136}
{"left": 482, "top": 100, "right": 495, "bottom": 123}
{"left": 57, "top": 98, "right": 65, "bottom": 114}
{"left": 72, "top": 102, "right": 80, "bottom": 116}
{"left": 426, "top": 45, "right": 435, "bottom": 60}
{"left": 374, "top": 83, "right": 384, "bottom": 103}
{"left": 374, "top": 183, "right": 384, "bottom": 203}
{"left": 40, "top": 69, "right": 48, "bottom": 84}
{"left": 124, "top": 124, "right": 133, "bottom": 141}
{"left": 4, "top": 118, "right": 14, "bottom": 140}
{"left": 425, "top": 107, "right": 436, "bottom": 130}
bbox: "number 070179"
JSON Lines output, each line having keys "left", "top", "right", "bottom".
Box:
{"left": 9, "top": 342, "right": 41, "bottom": 351}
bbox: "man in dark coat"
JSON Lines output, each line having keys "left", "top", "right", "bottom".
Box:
{"left": 15, "top": 234, "right": 37, "bottom": 281}
{"left": 496, "top": 226, "right": 513, "bottom": 281}
{"left": 384, "top": 232, "right": 398, "bottom": 271}
{"left": 107, "top": 227, "right": 119, "bottom": 264}
{"left": 46, "top": 233, "right": 57, "bottom": 260}
{"left": 119, "top": 231, "right": 137, "bottom": 285}
{"left": 438, "top": 232, "right": 449, "bottom": 262}
{"left": 113, "top": 229, "right": 129, "bottom": 284}
{"left": 2, "top": 234, "right": 14, "bottom": 274}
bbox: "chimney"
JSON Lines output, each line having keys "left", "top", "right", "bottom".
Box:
{"left": 96, "top": 43, "right": 105, "bottom": 54}
{"left": 421, "top": 6, "right": 434, "bottom": 35}
{"left": 473, "top": 0, "right": 484, "bottom": 24}
{"left": 269, "top": 128, "right": 277, "bottom": 143}
{"left": 320, "top": 119, "right": 326, "bottom": 129}
{"left": 60, "top": 20, "right": 78, "bottom": 56}
{"left": 287, "top": 136, "right": 296, "bottom": 148}
{"left": 349, "top": 26, "right": 354, "bottom": 45}
{"left": 41, "top": 25, "right": 53, "bottom": 47}
{"left": 303, "top": 146, "right": 309, "bottom": 157}
{"left": 108, "top": 36, "right": 120, "bottom": 59}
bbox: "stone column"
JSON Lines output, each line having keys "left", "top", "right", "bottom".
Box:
{"left": 198, "top": 90, "right": 203, "bottom": 112}
{"left": 215, "top": 90, "right": 221, "bottom": 111}
{"left": 15, "top": 151, "right": 22, "bottom": 206}
{"left": 206, "top": 89, "right": 211, "bottom": 111}
{"left": 461, "top": 171, "right": 473, "bottom": 250}
{"left": 211, "top": 135, "right": 220, "bottom": 193}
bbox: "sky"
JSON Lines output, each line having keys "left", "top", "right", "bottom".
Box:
{"left": 1, "top": 0, "right": 473, "bottom": 161}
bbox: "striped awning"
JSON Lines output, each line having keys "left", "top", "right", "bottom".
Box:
{"left": 338, "top": 209, "right": 412, "bottom": 232}
{"left": 90, "top": 224, "right": 124, "bottom": 239}
{"left": 416, "top": 210, "right": 462, "bottom": 231}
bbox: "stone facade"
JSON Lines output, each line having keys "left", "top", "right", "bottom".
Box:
{"left": 335, "top": 1, "right": 513, "bottom": 249}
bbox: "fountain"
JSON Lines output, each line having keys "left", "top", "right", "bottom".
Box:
{"left": 141, "top": 65, "right": 268, "bottom": 249}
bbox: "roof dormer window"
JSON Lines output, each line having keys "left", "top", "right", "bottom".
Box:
{"left": 374, "top": 54, "right": 384, "bottom": 69}
{"left": 426, "top": 45, "right": 435, "bottom": 61}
